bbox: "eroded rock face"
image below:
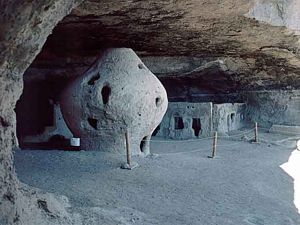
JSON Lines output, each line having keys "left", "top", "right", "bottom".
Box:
{"left": 0, "top": 0, "right": 83, "bottom": 224}
{"left": 60, "top": 48, "right": 168, "bottom": 155}
{"left": 248, "top": 0, "right": 300, "bottom": 34}
{"left": 27, "top": 0, "right": 300, "bottom": 93}
{"left": 244, "top": 90, "right": 300, "bottom": 128}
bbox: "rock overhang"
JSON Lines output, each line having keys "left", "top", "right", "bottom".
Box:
{"left": 25, "top": 0, "right": 300, "bottom": 92}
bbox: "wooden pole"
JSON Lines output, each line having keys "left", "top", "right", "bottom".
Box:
{"left": 211, "top": 131, "right": 218, "bottom": 158}
{"left": 125, "top": 131, "right": 131, "bottom": 167}
{"left": 254, "top": 122, "right": 258, "bottom": 143}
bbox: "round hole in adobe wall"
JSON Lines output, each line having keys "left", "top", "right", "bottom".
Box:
{"left": 140, "top": 136, "right": 148, "bottom": 153}
{"left": 88, "top": 74, "right": 100, "bottom": 85}
{"left": 155, "top": 97, "right": 162, "bottom": 107}
{"left": 138, "top": 63, "right": 145, "bottom": 69}
{"left": 87, "top": 118, "right": 98, "bottom": 130}
{"left": 101, "top": 85, "right": 111, "bottom": 105}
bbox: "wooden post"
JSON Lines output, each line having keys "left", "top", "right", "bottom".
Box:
{"left": 125, "top": 131, "right": 131, "bottom": 168}
{"left": 211, "top": 131, "right": 218, "bottom": 158}
{"left": 254, "top": 122, "right": 258, "bottom": 143}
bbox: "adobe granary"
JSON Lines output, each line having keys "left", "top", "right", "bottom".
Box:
{"left": 60, "top": 48, "right": 168, "bottom": 155}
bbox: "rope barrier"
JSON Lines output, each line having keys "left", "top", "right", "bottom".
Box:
{"left": 217, "top": 128, "right": 255, "bottom": 138}
{"left": 257, "top": 127, "right": 300, "bottom": 136}
{"left": 269, "top": 130, "right": 300, "bottom": 136}
{"left": 156, "top": 137, "right": 255, "bottom": 156}
{"left": 76, "top": 128, "right": 255, "bottom": 143}
{"left": 157, "top": 148, "right": 208, "bottom": 156}
{"left": 257, "top": 136, "right": 299, "bottom": 144}
{"left": 68, "top": 123, "right": 299, "bottom": 158}
{"left": 150, "top": 137, "right": 213, "bottom": 143}
{"left": 150, "top": 128, "right": 255, "bottom": 143}
{"left": 67, "top": 127, "right": 299, "bottom": 137}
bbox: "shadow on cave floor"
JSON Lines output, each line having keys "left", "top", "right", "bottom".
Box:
{"left": 14, "top": 133, "right": 300, "bottom": 225}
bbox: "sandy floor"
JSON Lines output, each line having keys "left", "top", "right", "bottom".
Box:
{"left": 14, "top": 132, "right": 300, "bottom": 225}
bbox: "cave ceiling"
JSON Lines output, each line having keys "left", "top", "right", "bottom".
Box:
{"left": 28, "top": 0, "right": 300, "bottom": 92}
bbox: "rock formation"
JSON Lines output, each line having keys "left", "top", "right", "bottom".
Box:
{"left": 60, "top": 48, "right": 168, "bottom": 155}
{"left": 32, "top": 0, "right": 300, "bottom": 91}
{"left": 0, "top": 0, "right": 84, "bottom": 224}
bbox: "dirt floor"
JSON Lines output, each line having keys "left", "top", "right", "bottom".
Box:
{"left": 14, "top": 131, "right": 300, "bottom": 225}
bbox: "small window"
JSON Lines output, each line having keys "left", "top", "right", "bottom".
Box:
{"left": 174, "top": 117, "right": 184, "bottom": 130}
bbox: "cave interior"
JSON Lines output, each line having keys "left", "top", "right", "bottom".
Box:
{"left": 1, "top": 1, "right": 300, "bottom": 225}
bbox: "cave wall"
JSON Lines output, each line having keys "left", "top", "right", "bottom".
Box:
{"left": 248, "top": 0, "right": 300, "bottom": 34}
{"left": 21, "top": 0, "right": 300, "bottom": 98}
{"left": 244, "top": 90, "right": 300, "bottom": 128}
{"left": 0, "top": 0, "right": 83, "bottom": 224}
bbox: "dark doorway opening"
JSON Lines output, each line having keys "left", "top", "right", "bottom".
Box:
{"left": 192, "top": 118, "right": 201, "bottom": 137}
{"left": 230, "top": 113, "right": 235, "bottom": 122}
{"left": 140, "top": 136, "right": 148, "bottom": 153}
{"left": 15, "top": 76, "right": 71, "bottom": 150}
{"left": 174, "top": 117, "right": 184, "bottom": 130}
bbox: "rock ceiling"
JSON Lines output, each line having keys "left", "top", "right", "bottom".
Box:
{"left": 28, "top": 0, "right": 300, "bottom": 92}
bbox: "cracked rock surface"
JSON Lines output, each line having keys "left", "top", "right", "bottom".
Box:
{"left": 28, "top": 0, "right": 300, "bottom": 91}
